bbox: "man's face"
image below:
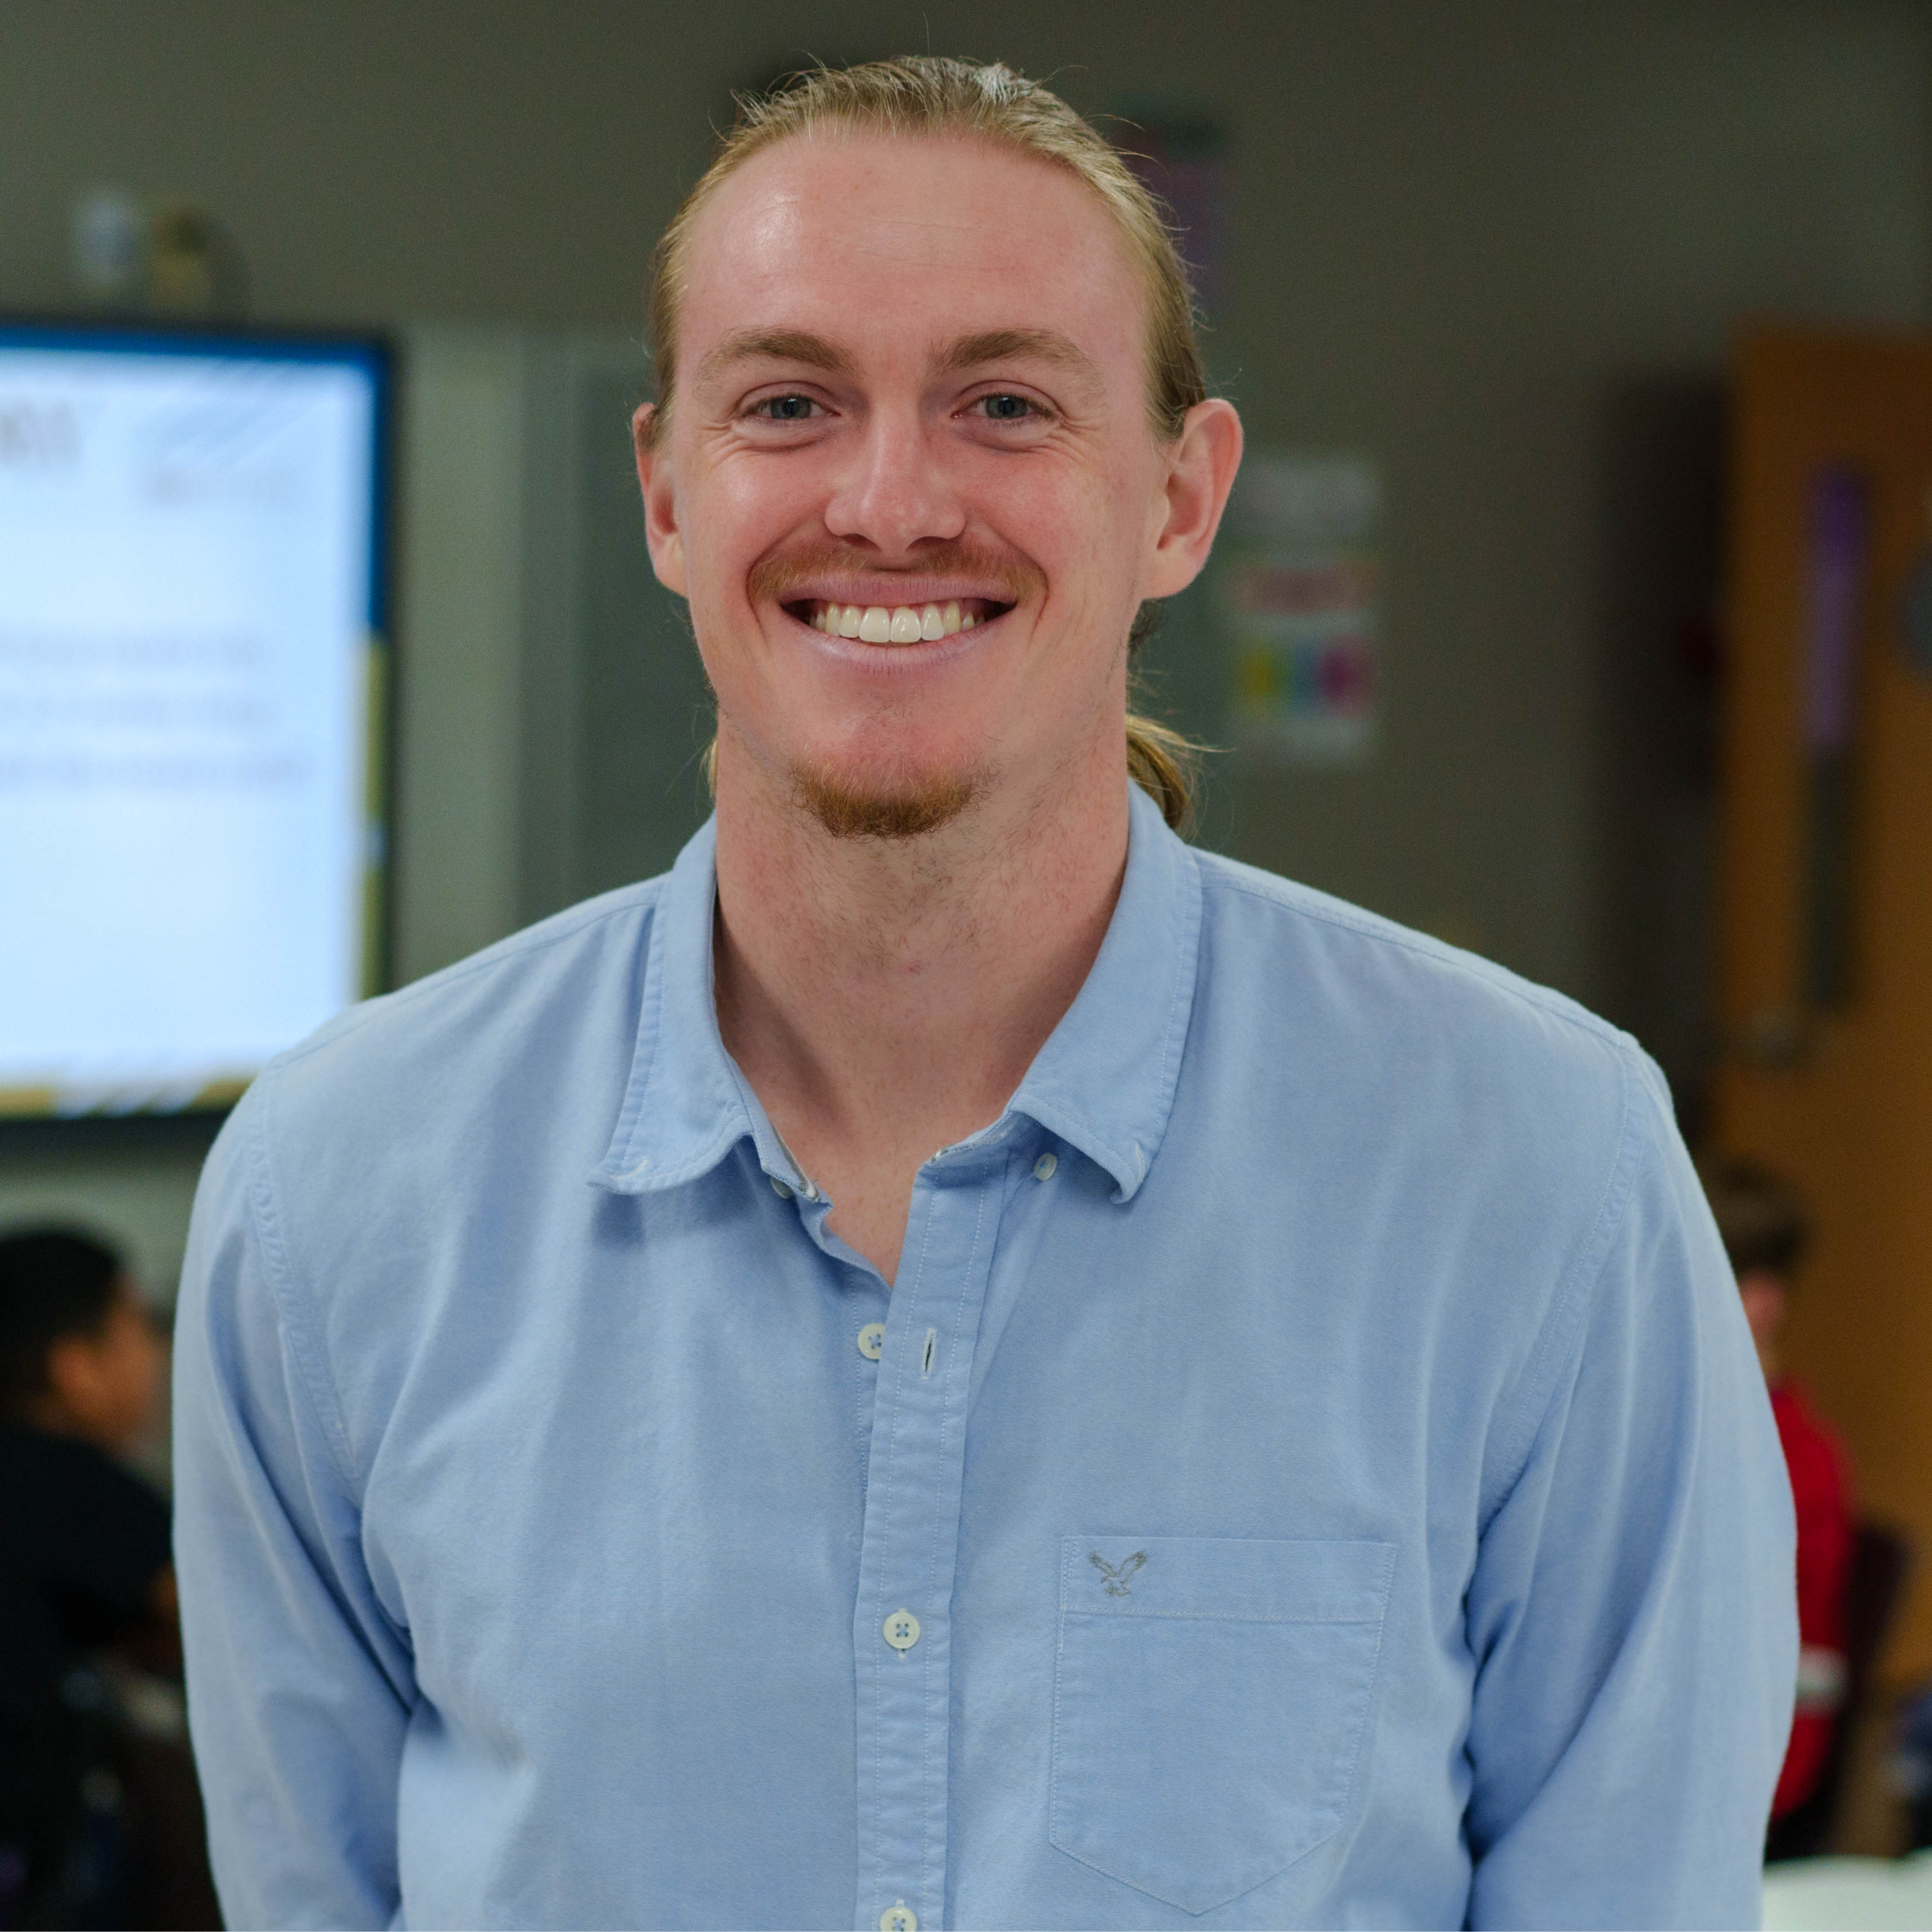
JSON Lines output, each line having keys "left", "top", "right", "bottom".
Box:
{"left": 636, "top": 131, "right": 1230, "bottom": 828}
{"left": 1736, "top": 1267, "right": 1787, "bottom": 1373}
{"left": 45, "top": 1282, "right": 163, "bottom": 1453}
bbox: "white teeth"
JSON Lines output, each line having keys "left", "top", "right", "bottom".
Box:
{"left": 809, "top": 599, "right": 990, "bottom": 642}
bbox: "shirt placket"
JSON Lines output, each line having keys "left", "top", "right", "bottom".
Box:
{"left": 852, "top": 1146, "right": 1008, "bottom": 1932}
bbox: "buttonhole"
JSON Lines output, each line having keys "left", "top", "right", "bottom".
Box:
{"left": 921, "top": 1328, "right": 937, "bottom": 1377}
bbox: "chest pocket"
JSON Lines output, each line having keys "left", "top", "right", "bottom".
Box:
{"left": 1050, "top": 1534, "right": 1395, "bottom": 1916}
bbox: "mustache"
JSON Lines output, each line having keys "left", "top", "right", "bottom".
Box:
{"left": 746, "top": 540, "right": 1043, "bottom": 607}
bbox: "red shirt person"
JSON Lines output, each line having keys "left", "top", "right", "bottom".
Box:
{"left": 1703, "top": 1159, "right": 1855, "bottom": 1820}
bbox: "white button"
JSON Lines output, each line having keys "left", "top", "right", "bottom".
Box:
{"left": 1033, "top": 1152, "right": 1058, "bottom": 1181}
{"left": 883, "top": 1609, "right": 920, "bottom": 1651}
{"left": 857, "top": 1323, "right": 886, "bottom": 1361}
{"left": 769, "top": 1175, "right": 793, "bottom": 1199}
{"left": 881, "top": 1905, "right": 917, "bottom": 1932}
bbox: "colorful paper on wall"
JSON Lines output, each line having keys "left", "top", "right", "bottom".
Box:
{"left": 1219, "top": 453, "right": 1380, "bottom": 765}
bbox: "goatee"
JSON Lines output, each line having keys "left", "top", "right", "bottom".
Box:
{"left": 790, "top": 765, "right": 978, "bottom": 840}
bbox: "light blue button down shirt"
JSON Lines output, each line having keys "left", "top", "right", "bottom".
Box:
{"left": 175, "top": 784, "right": 1795, "bottom": 1930}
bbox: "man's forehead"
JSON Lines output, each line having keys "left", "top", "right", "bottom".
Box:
{"left": 694, "top": 127, "right": 1113, "bottom": 252}
{"left": 677, "top": 132, "right": 1141, "bottom": 383}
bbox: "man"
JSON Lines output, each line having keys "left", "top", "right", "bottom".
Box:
{"left": 0, "top": 1230, "right": 173, "bottom": 1923}
{"left": 1702, "top": 1157, "right": 1855, "bottom": 1840}
{"left": 175, "top": 57, "right": 1794, "bottom": 1930}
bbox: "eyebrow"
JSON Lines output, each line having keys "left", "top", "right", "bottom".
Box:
{"left": 938, "top": 329, "right": 1100, "bottom": 384}
{"left": 693, "top": 328, "right": 856, "bottom": 387}
{"left": 692, "top": 323, "right": 1105, "bottom": 405}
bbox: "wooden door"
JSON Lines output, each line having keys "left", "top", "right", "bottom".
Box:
{"left": 1716, "top": 330, "right": 1932, "bottom": 1683}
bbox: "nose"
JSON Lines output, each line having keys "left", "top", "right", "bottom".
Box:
{"left": 822, "top": 409, "right": 966, "bottom": 555}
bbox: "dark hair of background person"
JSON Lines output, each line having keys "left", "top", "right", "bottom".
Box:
{"left": 1701, "top": 1158, "right": 1810, "bottom": 1279}
{"left": 0, "top": 1228, "right": 127, "bottom": 1416}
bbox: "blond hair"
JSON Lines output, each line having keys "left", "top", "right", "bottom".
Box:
{"left": 650, "top": 56, "right": 1206, "bottom": 830}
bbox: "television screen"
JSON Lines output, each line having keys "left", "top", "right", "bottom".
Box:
{"left": 0, "top": 321, "right": 389, "bottom": 1119}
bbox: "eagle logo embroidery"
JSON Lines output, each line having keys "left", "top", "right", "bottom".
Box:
{"left": 1090, "top": 1550, "right": 1147, "bottom": 1598}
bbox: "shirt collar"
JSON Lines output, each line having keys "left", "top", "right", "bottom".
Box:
{"left": 1001, "top": 782, "right": 1202, "bottom": 1199}
{"left": 592, "top": 782, "right": 1202, "bottom": 1203}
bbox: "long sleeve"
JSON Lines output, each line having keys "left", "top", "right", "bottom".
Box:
{"left": 1462, "top": 1068, "right": 1797, "bottom": 1929}
{"left": 172, "top": 1092, "right": 416, "bottom": 1930}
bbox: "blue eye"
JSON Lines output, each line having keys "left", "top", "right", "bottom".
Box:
{"left": 979, "top": 394, "right": 1035, "bottom": 420}
{"left": 756, "top": 395, "right": 817, "bottom": 420}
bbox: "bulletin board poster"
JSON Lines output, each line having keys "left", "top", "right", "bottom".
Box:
{"left": 1218, "top": 453, "right": 1380, "bottom": 765}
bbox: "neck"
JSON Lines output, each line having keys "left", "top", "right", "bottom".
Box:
{"left": 711, "top": 723, "right": 1131, "bottom": 1279}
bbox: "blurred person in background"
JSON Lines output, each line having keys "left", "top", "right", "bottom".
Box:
{"left": 0, "top": 1229, "right": 214, "bottom": 1930}
{"left": 1894, "top": 1680, "right": 1932, "bottom": 1851}
{"left": 1703, "top": 1159, "right": 1855, "bottom": 1831}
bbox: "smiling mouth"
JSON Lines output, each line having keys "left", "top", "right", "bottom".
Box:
{"left": 785, "top": 597, "right": 1011, "bottom": 643}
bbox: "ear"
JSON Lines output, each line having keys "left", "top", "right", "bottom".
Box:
{"left": 632, "top": 403, "right": 689, "bottom": 597}
{"left": 1139, "top": 398, "right": 1244, "bottom": 601}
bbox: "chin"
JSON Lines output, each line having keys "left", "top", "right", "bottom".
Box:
{"left": 788, "top": 745, "right": 983, "bottom": 841}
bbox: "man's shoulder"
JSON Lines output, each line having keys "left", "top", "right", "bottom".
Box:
{"left": 0, "top": 1421, "right": 170, "bottom": 1554}
{"left": 288, "top": 878, "right": 661, "bottom": 1079}
{"left": 223, "top": 875, "right": 669, "bottom": 1184}
{"left": 1185, "top": 846, "right": 1664, "bottom": 1188}
{"left": 1195, "top": 848, "right": 1638, "bottom": 1062}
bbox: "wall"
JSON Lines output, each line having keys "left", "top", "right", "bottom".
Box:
{"left": 1, "top": 0, "right": 1928, "bottom": 1291}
